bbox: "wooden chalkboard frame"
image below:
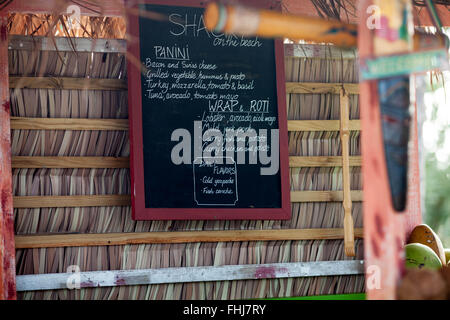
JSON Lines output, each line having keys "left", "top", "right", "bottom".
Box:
{"left": 127, "top": 0, "right": 290, "bottom": 220}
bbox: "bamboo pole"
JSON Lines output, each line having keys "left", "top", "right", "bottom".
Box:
{"left": 14, "top": 228, "right": 365, "bottom": 249}
{"left": 340, "top": 88, "right": 355, "bottom": 257}
{"left": 204, "top": 2, "right": 447, "bottom": 49}
{"left": 204, "top": 2, "right": 357, "bottom": 47}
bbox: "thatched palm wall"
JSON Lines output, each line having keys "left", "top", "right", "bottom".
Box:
{"left": 9, "top": 33, "right": 364, "bottom": 299}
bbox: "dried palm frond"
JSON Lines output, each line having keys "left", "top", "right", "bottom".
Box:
{"left": 308, "top": 0, "right": 449, "bottom": 22}
{"left": 10, "top": 42, "right": 364, "bottom": 299}
{"left": 413, "top": 0, "right": 450, "bottom": 6}
{"left": 8, "top": 13, "right": 126, "bottom": 38}
{"left": 309, "top": 0, "right": 357, "bottom": 22}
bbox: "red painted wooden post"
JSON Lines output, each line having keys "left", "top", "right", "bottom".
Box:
{"left": 358, "top": 0, "right": 422, "bottom": 300}
{"left": 0, "top": 12, "right": 16, "bottom": 300}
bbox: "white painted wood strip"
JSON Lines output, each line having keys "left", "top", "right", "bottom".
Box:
{"left": 16, "top": 260, "right": 364, "bottom": 292}
{"left": 8, "top": 35, "right": 126, "bottom": 53}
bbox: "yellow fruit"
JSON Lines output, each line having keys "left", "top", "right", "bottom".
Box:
{"left": 407, "top": 224, "right": 446, "bottom": 265}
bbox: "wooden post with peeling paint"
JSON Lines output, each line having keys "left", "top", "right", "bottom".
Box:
{"left": 358, "top": 0, "right": 422, "bottom": 300}
{"left": 0, "top": 12, "right": 17, "bottom": 300}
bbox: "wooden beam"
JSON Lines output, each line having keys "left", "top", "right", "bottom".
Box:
{"left": 9, "top": 77, "right": 127, "bottom": 91}
{"left": 16, "top": 260, "right": 365, "bottom": 291}
{"left": 289, "top": 156, "right": 362, "bottom": 167}
{"left": 10, "top": 117, "right": 129, "bottom": 130}
{"left": 286, "top": 82, "right": 359, "bottom": 95}
{"left": 11, "top": 157, "right": 130, "bottom": 169}
{"left": 288, "top": 120, "right": 361, "bottom": 131}
{"left": 10, "top": 118, "right": 360, "bottom": 132}
{"left": 291, "top": 191, "right": 363, "bottom": 202}
{"left": 0, "top": 12, "right": 17, "bottom": 300}
{"left": 11, "top": 156, "right": 361, "bottom": 169}
{"left": 13, "top": 195, "right": 131, "bottom": 208}
{"left": 14, "top": 228, "right": 364, "bottom": 249}
{"left": 204, "top": 2, "right": 357, "bottom": 47}
{"left": 12, "top": 190, "right": 363, "bottom": 209}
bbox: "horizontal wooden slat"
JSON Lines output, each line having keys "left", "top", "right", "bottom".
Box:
{"left": 12, "top": 156, "right": 361, "bottom": 169}
{"left": 10, "top": 117, "right": 129, "bottom": 130}
{"left": 289, "top": 156, "right": 362, "bottom": 167}
{"left": 16, "top": 260, "right": 365, "bottom": 291}
{"left": 284, "top": 43, "right": 357, "bottom": 59}
{"left": 9, "top": 35, "right": 126, "bottom": 53}
{"left": 13, "top": 191, "right": 363, "bottom": 209}
{"left": 14, "top": 228, "right": 364, "bottom": 249}
{"left": 10, "top": 117, "right": 360, "bottom": 132}
{"left": 291, "top": 191, "right": 363, "bottom": 202}
{"left": 10, "top": 37, "right": 358, "bottom": 57}
{"left": 286, "top": 82, "right": 359, "bottom": 95}
{"left": 13, "top": 195, "right": 131, "bottom": 208}
{"left": 10, "top": 77, "right": 355, "bottom": 94}
{"left": 12, "top": 157, "right": 129, "bottom": 169}
{"left": 9, "top": 77, "right": 127, "bottom": 90}
{"left": 288, "top": 120, "right": 361, "bottom": 131}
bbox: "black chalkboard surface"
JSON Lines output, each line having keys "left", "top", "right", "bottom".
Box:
{"left": 128, "top": 0, "right": 290, "bottom": 220}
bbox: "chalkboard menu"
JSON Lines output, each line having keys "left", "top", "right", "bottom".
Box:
{"left": 127, "top": 0, "right": 290, "bottom": 220}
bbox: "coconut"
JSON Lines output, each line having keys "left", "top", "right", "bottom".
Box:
{"left": 405, "top": 243, "right": 442, "bottom": 270}
{"left": 408, "top": 224, "right": 446, "bottom": 265}
{"left": 397, "top": 269, "right": 447, "bottom": 300}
